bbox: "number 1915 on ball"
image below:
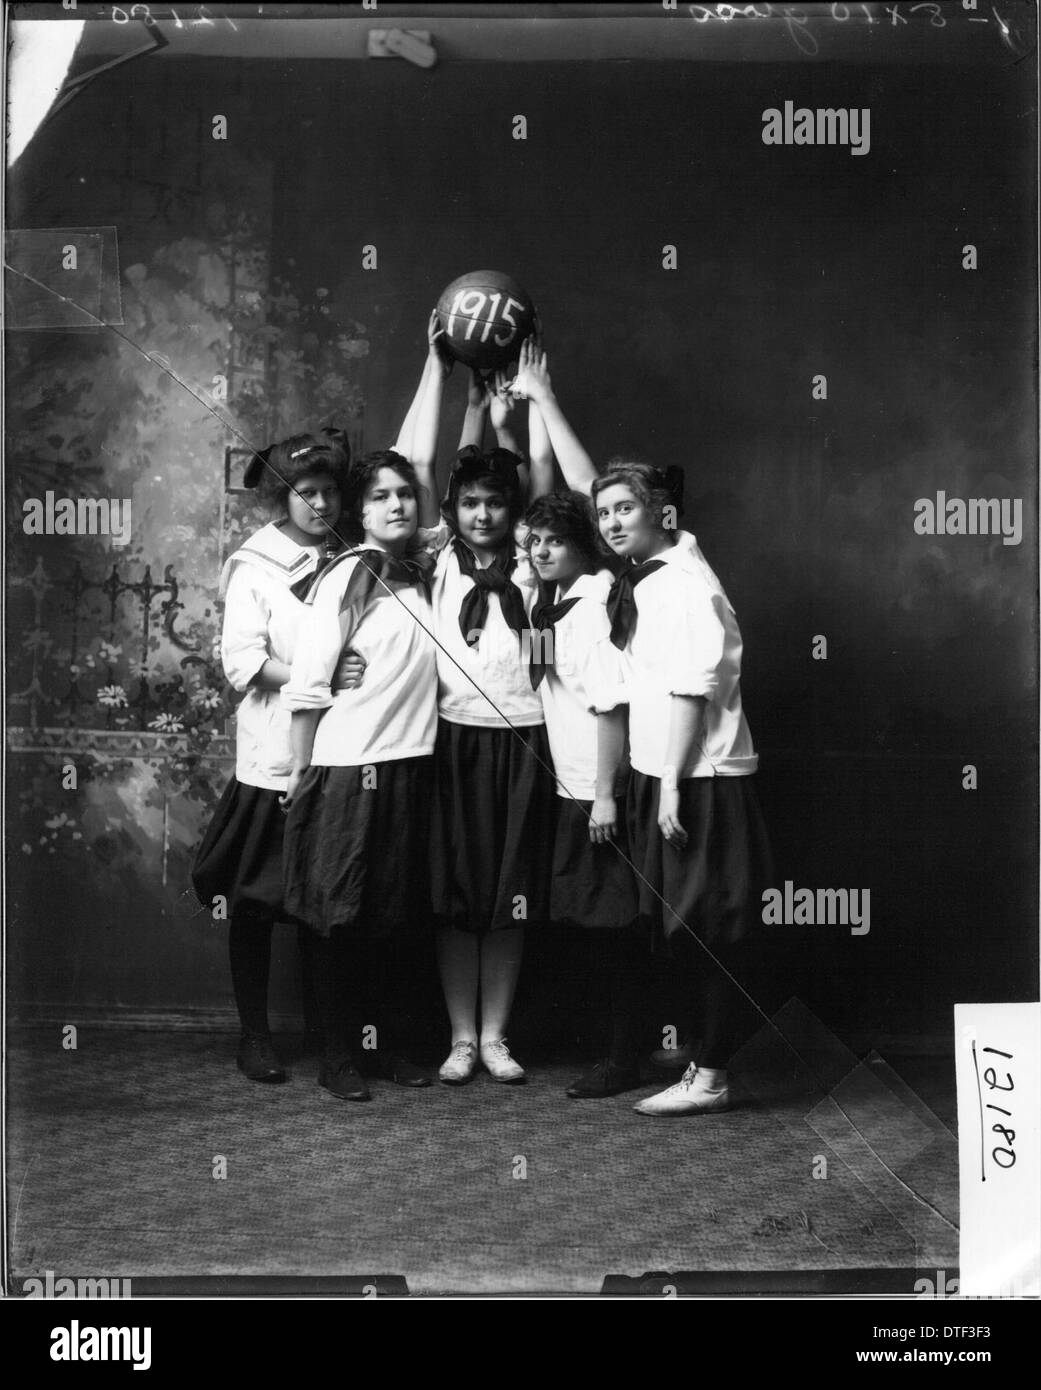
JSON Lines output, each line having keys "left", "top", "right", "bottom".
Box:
{"left": 435, "top": 270, "right": 536, "bottom": 370}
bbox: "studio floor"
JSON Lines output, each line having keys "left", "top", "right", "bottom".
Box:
{"left": 6, "top": 1012, "right": 959, "bottom": 1297}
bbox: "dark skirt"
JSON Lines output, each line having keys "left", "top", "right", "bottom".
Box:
{"left": 191, "top": 776, "right": 286, "bottom": 920}
{"left": 550, "top": 795, "right": 638, "bottom": 931}
{"left": 430, "top": 719, "right": 556, "bottom": 934}
{"left": 283, "top": 757, "right": 433, "bottom": 941}
{"left": 627, "top": 772, "right": 772, "bottom": 950}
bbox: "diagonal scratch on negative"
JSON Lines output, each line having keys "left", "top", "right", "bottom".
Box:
{"left": 865, "top": 1051, "right": 956, "bottom": 1144}
{"left": 11, "top": 1156, "right": 36, "bottom": 1252}
{"left": 736, "top": 1032, "right": 951, "bottom": 1252}
{"left": 8, "top": 269, "right": 739, "bottom": 970}
{"left": 6, "top": 261, "right": 948, "bottom": 1201}
{"left": 806, "top": 1096, "right": 960, "bottom": 1237}
{"left": 739, "top": 1027, "right": 959, "bottom": 1246}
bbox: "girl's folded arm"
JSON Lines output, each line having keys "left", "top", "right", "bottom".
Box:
{"left": 281, "top": 577, "right": 351, "bottom": 712}
{"left": 221, "top": 569, "right": 273, "bottom": 692}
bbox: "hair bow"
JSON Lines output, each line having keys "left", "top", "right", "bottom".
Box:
{"left": 243, "top": 446, "right": 272, "bottom": 490}
{"left": 452, "top": 446, "right": 522, "bottom": 485}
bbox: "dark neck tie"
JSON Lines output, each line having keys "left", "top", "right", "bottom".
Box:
{"left": 528, "top": 585, "right": 582, "bottom": 689}
{"left": 455, "top": 542, "right": 528, "bottom": 647}
{"left": 606, "top": 559, "right": 666, "bottom": 649}
{"left": 337, "top": 549, "right": 428, "bottom": 622}
{"left": 320, "top": 552, "right": 426, "bottom": 694}
{"left": 290, "top": 538, "right": 343, "bottom": 601}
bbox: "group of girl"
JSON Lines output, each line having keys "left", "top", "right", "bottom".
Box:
{"left": 192, "top": 315, "right": 771, "bottom": 1115}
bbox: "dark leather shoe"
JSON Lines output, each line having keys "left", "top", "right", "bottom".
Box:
{"left": 318, "top": 1057, "right": 372, "bottom": 1101}
{"left": 380, "top": 1054, "right": 433, "bottom": 1087}
{"left": 237, "top": 1033, "right": 286, "bottom": 1084}
{"left": 566, "top": 1058, "right": 641, "bottom": 1098}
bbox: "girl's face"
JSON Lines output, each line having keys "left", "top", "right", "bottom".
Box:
{"left": 360, "top": 467, "right": 418, "bottom": 550}
{"left": 455, "top": 478, "right": 511, "bottom": 553}
{"left": 595, "top": 484, "right": 660, "bottom": 563}
{"left": 284, "top": 472, "right": 342, "bottom": 547}
{"left": 528, "top": 527, "right": 589, "bottom": 592}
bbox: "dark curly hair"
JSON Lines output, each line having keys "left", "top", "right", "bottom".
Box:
{"left": 340, "top": 449, "right": 423, "bottom": 545}
{"left": 441, "top": 446, "right": 524, "bottom": 534}
{"left": 254, "top": 428, "right": 351, "bottom": 512}
{"left": 522, "top": 490, "right": 602, "bottom": 573}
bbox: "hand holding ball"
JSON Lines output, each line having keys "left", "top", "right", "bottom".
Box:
{"left": 435, "top": 270, "right": 536, "bottom": 371}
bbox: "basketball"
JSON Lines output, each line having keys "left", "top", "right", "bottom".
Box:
{"left": 436, "top": 270, "right": 536, "bottom": 370}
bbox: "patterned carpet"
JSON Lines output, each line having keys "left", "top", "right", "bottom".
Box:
{"left": 6, "top": 1017, "right": 958, "bottom": 1296}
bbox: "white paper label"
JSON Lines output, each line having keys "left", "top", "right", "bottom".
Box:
{"left": 955, "top": 1002, "right": 1041, "bottom": 1297}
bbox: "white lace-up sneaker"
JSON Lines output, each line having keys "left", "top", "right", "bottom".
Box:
{"left": 479, "top": 1038, "right": 526, "bottom": 1083}
{"left": 633, "top": 1063, "right": 730, "bottom": 1116}
{"left": 439, "top": 1040, "right": 478, "bottom": 1084}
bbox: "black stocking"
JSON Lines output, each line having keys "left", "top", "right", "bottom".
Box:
{"left": 228, "top": 912, "right": 274, "bottom": 1037}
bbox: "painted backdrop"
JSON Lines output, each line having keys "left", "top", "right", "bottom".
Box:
{"left": 6, "top": 35, "right": 1037, "bottom": 1043}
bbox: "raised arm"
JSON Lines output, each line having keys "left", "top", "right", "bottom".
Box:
{"left": 459, "top": 369, "right": 489, "bottom": 452}
{"left": 489, "top": 367, "right": 530, "bottom": 495}
{"left": 398, "top": 310, "right": 451, "bottom": 527}
{"left": 392, "top": 352, "right": 432, "bottom": 465}
{"left": 489, "top": 367, "right": 522, "bottom": 457}
{"left": 526, "top": 397, "right": 555, "bottom": 501}
{"left": 510, "top": 339, "right": 598, "bottom": 496}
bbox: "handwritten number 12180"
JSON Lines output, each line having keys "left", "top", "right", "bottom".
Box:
{"left": 978, "top": 1045, "right": 1016, "bottom": 1173}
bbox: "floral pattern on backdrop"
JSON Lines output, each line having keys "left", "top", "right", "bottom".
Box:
{"left": 7, "top": 215, "right": 367, "bottom": 920}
